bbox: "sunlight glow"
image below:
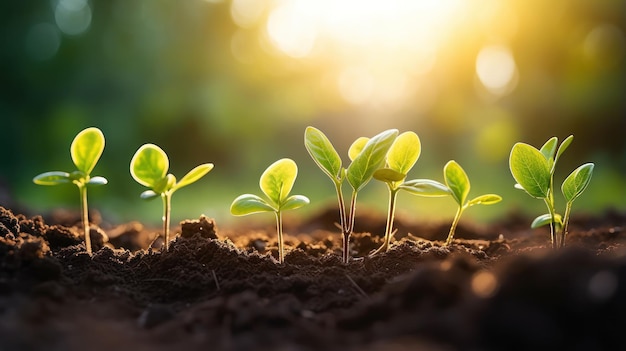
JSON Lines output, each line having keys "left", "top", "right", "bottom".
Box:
{"left": 476, "top": 45, "right": 518, "bottom": 96}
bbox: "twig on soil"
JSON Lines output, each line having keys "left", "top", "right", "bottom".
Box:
{"left": 212, "top": 269, "right": 220, "bottom": 291}
{"left": 345, "top": 274, "right": 369, "bottom": 300}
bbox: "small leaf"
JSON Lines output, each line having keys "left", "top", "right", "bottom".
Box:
{"left": 346, "top": 129, "right": 398, "bottom": 191}
{"left": 531, "top": 213, "right": 563, "bottom": 228}
{"left": 444, "top": 161, "right": 470, "bottom": 206}
{"left": 539, "top": 137, "right": 558, "bottom": 161}
{"left": 172, "top": 163, "right": 214, "bottom": 192}
{"left": 555, "top": 135, "right": 573, "bottom": 165}
{"left": 348, "top": 137, "right": 369, "bottom": 161}
{"left": 466, "top": 194, "right": 502, "bottom": 207}
{"left": 33, "top": 171, "right": 71, "bottom": 185}
{"left": 140, "top": 190, "right": 160, "bottom": 200}
{"left": 260, "top": 158, "right": 298, "bottom": 206}
{"left": 230, "top": 194, "right": 275, "bottom": 215}
{"left": 373, "top": 168, "right": 406, "bottom": 183}
{"left": 130, "top": 144, "right": 169, "bottom": 188}
{"left": 280, "top": 195, "right": 310, "bottom": 211}
{"left": 87, "top": 176, "right": 108, "bottom": 186}
{"left": 509, "top": 143, "right": 551, "bottom": 199}
{"left": 399, "top": 179, "right": 450, "bottom": 197}
{"left": 386, "top": 131, "right": 421, "bottom": 175}
{"left": 562, "top": 163, "right": 594, "bottom": 203}
{"left": 71, "top": 127, "right": 105, "bottom": 175}
{"left": 304, "top": 127, "right": 342, "bottom": 180}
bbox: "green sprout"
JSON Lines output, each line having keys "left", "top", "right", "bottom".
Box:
{"left": 509, "top": 135, "right": 594, "bottom": 249}
{"left": 230, "top": 158, "right": 309, "bottom": 264}
{"left": 442, "top": 160, "right": 502, "bottom": 246}
{"left": 33, "top": 127, "right": 108, "bottom": 255}
{"left": 130, "top": 143, "right": 213, "bottom": 251}
{"left": 305, "top": 126, "right": 398, "bottom": 263}
{"left": 370, "top": 131, "right": 450, "bottom": 255}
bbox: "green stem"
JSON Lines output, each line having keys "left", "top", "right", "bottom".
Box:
{"left": 275, "top": 211, "right": 284, "bottom": 264}
{"left": 79, "top": 185, "right": 92, "bottom": 255}
{"left": 445, "top": 205, "right": 463, "bottom": 246}
{"left": 162, "top": 193, "right": 172, "bottom": 251}
{"left": 342, "top": 191, "right": 358, "bottom": 264}
{"left": 371, "top": 186, "right": 397, "bottom": 255}
{"left": 543, "top": 197, "right": 557, "bottom": 250}
{"left": 560, "top": 202, "right": 573, "bottom": 249}
{"left": 334, "top": 181, "right": 346, "bottom": 232}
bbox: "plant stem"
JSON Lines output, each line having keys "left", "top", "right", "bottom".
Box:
{"left": 162, "top": 193, "right": 172, "bottom": 251}
{"left": 371, "top": 187, "right": 398, "bottom": 255}
{"left": 445, "top": 206, "right": 463, "bottom": 246}
{"left": 560, "top": 202, "right": 573, "bottom": 249}
{"left": 342, "top": 191, "right": 358, "bottom": 264}
{"left": 543, "top": 197, "right": 557, "bottom": 250}
{"left": 79, "top": 185, "right": 92, "bottom": 255}
{"left": 275, "top": 211, "right": 284, "bottom": 264}
{"left": 334, "top": 181, "right": 346, "bottom": 232}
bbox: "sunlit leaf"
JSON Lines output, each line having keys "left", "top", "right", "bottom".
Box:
{"left": 140, "top": 190, "right": 159, "bottom": 200}
{"left": 554, "top": 135, "right": 574, "bottom": 165}
{"left": 444, "top": 161, "right": 470, "bottom": 206}
{"left": 280, "top": 194, "right": 310, "bottom": 211}
{"left": 304, "top": 126, "right": 342, "bottom": 181}
{"left": 348, "top": 137, "right": 369, "bottom": 161}
{"left": 373, "top": 168, "right": 406, "bottom": 183}
{"left": 130, "top": 144, "right": 169, "bottom": 188}
{"left": 539, "top": 137, "right": 558, "bottom": 161}
{"left": 172, "top": 163, "right": 214, "bottom": 192}
{"left": 260, "top": 158, "right": 297, "bottom": 206}
{"left": 386, "top": 131, "right": 421, "bottom": 175}
{"left": 466, "top": 194, "right": 502, "bottom": 207}
{"left": 399, "top": 179, "right": 450, "bottom": 197}
{"left": 230, "top": 194, "right": 275, "bottom": 215}
{"left": 346, "top": 129, "right": 398, "bottom": 191}
{"left": 71, "top": 127, "right": 105, "bottom": 175}
{"left": 509, "top": 143, "right": 551, "bottom": 199}
{"left": 531, "top": 213, "right": 563, "bottom": 228}
{"left": 33, "top": 171, "right": 71, "bottom": 186}
{"left": 562, "top": 163, "right": 594, "bottom": 203}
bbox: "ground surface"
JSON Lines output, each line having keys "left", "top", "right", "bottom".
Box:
{"left": 1, "top": 205, "right": 626, "bottom": 351}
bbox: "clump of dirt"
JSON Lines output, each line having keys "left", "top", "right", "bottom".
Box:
{"left": 0, "top": 205, "right": 625, "bottom": 350}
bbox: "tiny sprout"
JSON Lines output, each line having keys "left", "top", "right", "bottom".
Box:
{"left": 305, "top": 126, "right": 398, "bottom": 263}
{"left": 510, "top": 135, "right": 594, "bottom": 248}
{"left": 371, "top": 131, "right": 450, "bottom": 255}
{"left": 230, "top": 158, "right": 309, "bottom": 264}
{"left": 443, "top": 161, "right": 502, "bottom": 246}
{"left": 33, "top": 127, "right": 108, "bottom": 255}
{"left": 130, "top": 144, "right": 213, "bottom": 251}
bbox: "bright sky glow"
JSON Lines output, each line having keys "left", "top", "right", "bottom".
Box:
{"left": 475, "top": 45, "right": 518, "bottom": 96}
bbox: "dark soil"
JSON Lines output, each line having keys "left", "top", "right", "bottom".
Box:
{"left": 1, "top": 205, "right": 626, "bottom": 350}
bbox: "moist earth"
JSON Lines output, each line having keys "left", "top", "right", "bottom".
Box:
{"left": 1, "top": 205, "right": 626, "bottom": 350}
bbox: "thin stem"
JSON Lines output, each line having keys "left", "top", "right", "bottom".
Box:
{"left": 79, "top": 184, "right": 92, "bottom": 255}
{"left": 334, "top": 181, "right": 346, "bottom": 232}
{"left": 342, "top": 191, "right": 358, "bottom": 264}
{"left": 560, "top": 202, "right": 573, "bottom": 249}
{"left": 371, "top": 186, "right": 398, "bottom": 256}
{"left": 162, "top": 193, "right": 172, "bottom": 251}
{"left": 445, "top": 205, "right": 463, "bottom": 246}
{"left": 543, "top": 197, "right": 557, "bottom": 250}
{"left": 275, "top": 211, "right": 284, "bottom": 264}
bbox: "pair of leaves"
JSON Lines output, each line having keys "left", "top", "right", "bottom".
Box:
{"left": 304, "top": 126, "right": 398, "bottom": 192}
{"left": 444, "top": 161, "right": 502, "bottom": 208}
{"left": 33, "top": 127, "right": 108, "bottom": 187}
{"left": 130, "top": 144, "right": 213, "bottom": 200}
{"left": 230, "top": 158, "right": 309, "bottom": 215}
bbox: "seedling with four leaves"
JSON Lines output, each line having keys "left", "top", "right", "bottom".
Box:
{"left": 130, "top": 143, "right": 214, "bottom": 251}
{"left": 509, "top": 135, "right": 594, "bottom": 249}
{"left": 230, "top": 158, "right": 310, "bottom": 264}
{"left": 33, "top": 127, "right": 108, "bottom": 255}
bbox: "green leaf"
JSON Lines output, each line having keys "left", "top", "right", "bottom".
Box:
{"left": 444, "top": 161, "right": 470, "bottom": 206}
{"left": 562, "top": 163, "right": 594, "bottom": 203}
{"left": 33, "top": 171, "right": 71, "bottom": 185}
{"left": 386, "top": 131, "right": 421, "bottom": 175}
{"left": 399, "top": 179, "right": 450, "bottom": 197}
{"left": 466, "top": 194, "right": 502, "bottom": 207}
{"left": 346, "top": 129, "right": 398, "bottom": 191}
{"left": 172, "top": 163, "right": 214, "bottom": 192}
{"left": 348, "top": 137, "right": 369, "bottom": 161}
{"left": 509, "top": 143, "right": 551, "bottom": 199}
{"left": 87, "top": 176, "right": 108, "bottom": 186}
{"left": 230, "top": 194, "right": 275, "bottom": 215}
{"left": 554, "top": 135, "right": 573, "bottom": 165}
{"left": 260, "top": 158, "right": 298, "bottom": 206}
{"left": 373, "top": 168, "right": 406, "bottom": 183}
{"left": 130, "top": 144, "right": 169, "bottom": 188}
{"left": 71, "top": 127, "right": 105, "bottom": 175}
{"left": 140, "top": 190, "right": 160, "bottom": 200}
{"left": 531, "top": 213, "right": 563, "bottom": 228}
{"left": 280, "top": 195, "right": 310, "bottom": 211}
{"left": 539, "top": 137, "right": 558, "bottom": 161}
{"left": 304, "top": 127, "right": 342, "bottom": 181}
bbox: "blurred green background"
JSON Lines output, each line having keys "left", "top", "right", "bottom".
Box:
{"left": 1, "top": 0, "right": 624, "bottom": 228}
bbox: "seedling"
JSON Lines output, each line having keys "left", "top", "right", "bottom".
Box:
{"left": 230, "top": 158, "right": 309, "bottom": 264}
{"left": 370, "top": 131, "right": 450, "bottom": 255}
{"left": 509, "top": 135, "right": 594, "bottom": 249}
{"left": 442, "top": 160, "right": 502, "bottom": 246}
{"left": 130, "top": 144, "right": 213, "bottom": 251}
{"left": 33, "top": 127, "right": 108, "bottom": 255}
{"left": 305, "top": 126, "right": 398, "bottom": 263}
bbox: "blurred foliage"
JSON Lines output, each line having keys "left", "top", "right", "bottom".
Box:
{"left": 0, "top": 0, "right": 624, "bottom": 227}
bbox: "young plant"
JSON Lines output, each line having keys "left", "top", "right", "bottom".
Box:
{"left": 230, "top": 158, "right": 309, "bottom": 264}
{"left": 370, "top": 131, "right": 451, "bottom": 255}
{"left": 33, "top": 127, "right": 108, "bottom": 255}
{"left": 509, "top": 135, "right": 594, "bottom": 249}
{"left": 442, "top": 160, "right": 502, "bottom": 246}
{"left": 304, "top": 126, "right": 398, "bottom": 263}
{"left": 130, "top": 144, "right": 213, "bottom": 251}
